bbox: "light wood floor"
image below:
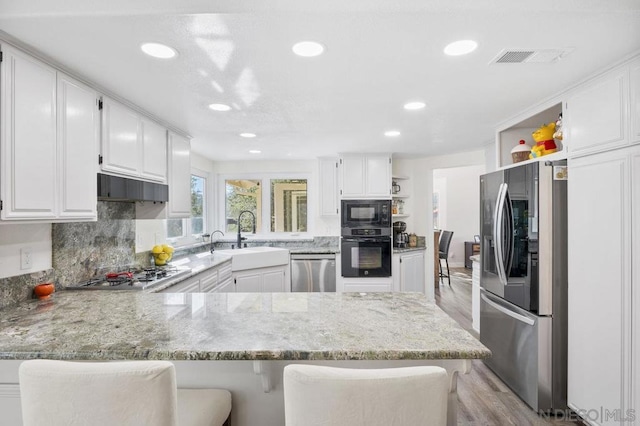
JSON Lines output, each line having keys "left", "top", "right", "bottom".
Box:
{"left": 435, "top": 267, "right": 583, "bottom": 426}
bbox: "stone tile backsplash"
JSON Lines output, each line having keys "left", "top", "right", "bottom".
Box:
{"left": 52, "top": 201, "right": 136, "bottom": 287}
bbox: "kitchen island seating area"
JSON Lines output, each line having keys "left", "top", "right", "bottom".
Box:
{"left": 0, "top": 292, "right": 490, "bottom": 426}
{"left": 283, "top": 364, "right": 448, "bottom": 426}
{"left": 19, "top": 360, "right": 232, "bottom": 426}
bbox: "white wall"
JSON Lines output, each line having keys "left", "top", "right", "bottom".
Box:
{"left": 396, "top": 150, "right": 486, "bottom": 299}
{"left": 0, "top": 224, "right": 52, "bottom": 279}
{"left": 433, "top": 165, "right": 485, "bottom": 267}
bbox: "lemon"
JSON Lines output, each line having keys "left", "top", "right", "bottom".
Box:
{"left": 158, "top": 253, "right": 169, "bottom": 261}
{"left": 162, "top": 244, "right": 174, "bottom": 254}
{"left": 152, "top": 245, "right": 163, "bottom": 254}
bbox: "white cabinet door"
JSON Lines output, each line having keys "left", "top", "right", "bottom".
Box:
{"left": 319, "top": 158, "right": 339, "bottom": 215}
{"left": 567, "top": 150, "right": 631, "bottom": 421}
{"left": 1, "top": 45, "right": 57, "bottom": 220}
{"left": 631, "top": 149, "right": 640, "bottom": 420}
{"left": 365, "top": 156, "right": 391, "bottom": 198}
{"left": 339, "top": 155, "right": 391, "bottom": 199}
{"left": 399, "top": 251, "right": 425, "bottom": 293}
{"left": 262, "top": 269, "right": 286, "bottom": 292}
{"left": 630, "top": 58, "right": 640, "bottom": 145}
{"left": 57, "top": 73, "right": 98, "bottom": 220}
{"left": 567, "top": 68, "right": 628, "bottom": 156}
{"left": 235, "top": 271, "right": 263, "bottom": 292}
{"left": 168, "top": 131, "right": 191, "bottom": 218}
{"left": 340, "top": 156, "right": 366, "bottom": 198}
{"left": 101, "top": 97, "right": 141, "bottom": 176}
{"left": 141, "top": 118, "right": 168, "bottom": 182}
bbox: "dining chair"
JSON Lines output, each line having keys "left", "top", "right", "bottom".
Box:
{"left": 19, "top": 360, "right": 231, "bottom": 426}
{"left": 438, "top": 230, "right": 454, "bottom": 286}
{"left": 283, "top": 364, "right": 448, "bottom": 426}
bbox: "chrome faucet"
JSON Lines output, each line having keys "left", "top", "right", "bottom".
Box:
{"left": 209, "top": 230, "right": 224, "bottom": 253}
{"left": 236, "top": 211, "right": 256, "bottom": 249}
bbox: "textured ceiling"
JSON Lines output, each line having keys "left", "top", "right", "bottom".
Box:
{"left": 1, "top": 0, "right": 640, "bottom": 161}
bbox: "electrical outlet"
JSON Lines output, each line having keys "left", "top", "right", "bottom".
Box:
{"left": 20, "top": 247, "right": 32, "bottom": 270}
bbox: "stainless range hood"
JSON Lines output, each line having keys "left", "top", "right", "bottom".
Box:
{"left": 97, "top": 173, "right": 168, "bottom": 203}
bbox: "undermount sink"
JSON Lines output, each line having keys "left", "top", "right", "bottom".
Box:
{"left": 215, "top": 246, "right": 290, "bottom": 271}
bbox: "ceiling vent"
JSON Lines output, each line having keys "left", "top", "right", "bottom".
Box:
{"left": 491, "top": 48, "right": 574, "bottom": 64}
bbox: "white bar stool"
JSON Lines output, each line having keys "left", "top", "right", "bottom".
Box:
{"left": 19, "top": 360, "right": 231, "bottom": 426}
{"left": 284, "top": 364, "right": 448, "bottom": 426}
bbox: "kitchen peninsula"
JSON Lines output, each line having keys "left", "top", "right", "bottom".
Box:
{"left": 0, "top": 292, "right": 489, "bottom": 426}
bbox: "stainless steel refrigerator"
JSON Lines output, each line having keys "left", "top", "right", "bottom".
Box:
{"left": 479, "top": 160, "right": 568, "bottom": 412}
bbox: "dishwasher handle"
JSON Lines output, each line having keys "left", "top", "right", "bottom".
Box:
{"left": 290, "top": 253, "right": 336, "bottom": 260}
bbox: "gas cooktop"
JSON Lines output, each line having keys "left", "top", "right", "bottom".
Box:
{"left": 66, "top": 266, "right": 191, "bottom": 291}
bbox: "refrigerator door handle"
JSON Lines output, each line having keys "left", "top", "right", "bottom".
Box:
{"left": 493, "top": 183, "right": 507, "bottom": 285}
{"left": 481, "top": 292, "right": 535, "bottom": 326}
{"left": 503, "top": 186, "right": 514, "bottom": 277}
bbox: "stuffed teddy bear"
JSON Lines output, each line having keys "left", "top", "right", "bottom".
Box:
{"left": 529, "top": 121, "right": 558, "bottom": 159}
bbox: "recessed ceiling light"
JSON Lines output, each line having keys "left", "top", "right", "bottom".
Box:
{"left": 140, "top": 42, "right": 178, "bottom": 59}
{"left": 403, "top": 101, "right": 426, "bottom": 110}
{"left": 444, "top": 40, "right": 478, "bottom": 56}
{"left": 208, "top": 103, "right": 231, "bottom": 111}
{"left": 292, "top": 41, "right": 325, "bottom": 57}
{"left": 384, "top": 130, "right": 401, "bottom": 137}
{"left": 240, "top": 133, "right": 256, "bottom": 138}
{"left": 249, "top": 150, "right": 261, "bottom": 154}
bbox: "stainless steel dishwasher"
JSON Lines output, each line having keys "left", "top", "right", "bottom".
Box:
{"left": 290, "top": 253, "right": 336, "bottom": 292}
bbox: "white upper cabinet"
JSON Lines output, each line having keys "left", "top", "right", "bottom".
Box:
{"left": 141, "top": 117, "right": 168, "bottom": 182}
{"left": 57, "top": 72, "right": 99, "bottom": 220}
{"left": 167, "top": 131, "right": 191, "bottom": 218}
{"left": 101, "top": 96, "right": 167, "bottom": 183}
{"left": 318, "top": 158, "right": 339, "bottom": 215}
{"left": 567, "top": 67, "right": 628, "bottom": 156}
{"left": 101, "top": 96, "right": 140, "bottom": 176}
{"left": 1, "top": 45, "right": 57, "bottom": 220}
{"left": 339, "top": 154, "right": 391, "bottom": 199}
{"left": 1, "top": 45, "right": 97, "bottom": 222}
{"left": 630, "top": 57, "right": 640, "bottom": 145}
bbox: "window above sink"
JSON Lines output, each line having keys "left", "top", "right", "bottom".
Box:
{"left": 221, "top": 173, "right": 311, "bottom": 238}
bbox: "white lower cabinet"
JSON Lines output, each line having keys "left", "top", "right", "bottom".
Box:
{"left": 164, "top": 275, "right": 200, "bottom": 293}
{"left": 160, "top": 261, "right": 233, "bottom": 293}
{"left": 567, "top": 145, "right": 639, "bottom": 424}
{"left": 199, "top": 269, "right": 219, "bottom": 293}
{"left": 234, "top": 265, "right": 289, "bottom": 293}
{"left": 392, "top": 251, "right": 425, "bottom": 293}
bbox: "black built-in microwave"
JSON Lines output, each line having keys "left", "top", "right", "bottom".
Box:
{"left": 341, "top": 199, "right": 391, "bottom": 237}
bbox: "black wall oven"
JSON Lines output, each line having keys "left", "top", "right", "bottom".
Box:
{"left": 341, "top": 237, "right": 391, "bottom": 277}
{"left": 340, "top": 199, "right": 392, "bottom": 278}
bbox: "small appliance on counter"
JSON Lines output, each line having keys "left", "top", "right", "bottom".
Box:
{"left": 393, "top": 221, "right": 408, "bottom": 248}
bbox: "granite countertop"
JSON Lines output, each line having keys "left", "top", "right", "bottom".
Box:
{"left": 393, "top": 246, "right": 427, "bottom": 254}
{"left": 0, "top": 292, "right": 490, "bottom": 361}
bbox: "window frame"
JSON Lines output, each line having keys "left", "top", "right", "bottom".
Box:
{"left": 218, "top": 172, "right": 312, "bottom": 238}
{"left": 166, "top": 168, "right": 210, "bottom": 246}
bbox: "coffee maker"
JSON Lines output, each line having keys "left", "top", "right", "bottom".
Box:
{"left": 393, "top": 221, "right": 408, "bottom": 248}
